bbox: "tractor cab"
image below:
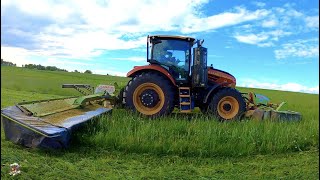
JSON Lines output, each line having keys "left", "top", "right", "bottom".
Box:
{"left": 148, "top": 35, "right": 207, "bottom": 87}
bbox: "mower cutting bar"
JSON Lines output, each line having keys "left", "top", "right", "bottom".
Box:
{"left": 62, "top": 84, "right": 92, "bottom": 89}
{"left": 62, "top": 84, "right": 94, "bottom": 95}
{"left": 1, "top": 105, "right": 112, "bottom": 148}
{"left": 1, "top": 92, "right": 113, "bottom": 149}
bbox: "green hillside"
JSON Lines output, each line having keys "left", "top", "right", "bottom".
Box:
{"left": 1, "top": 66, "right": 130, "bottom": 97}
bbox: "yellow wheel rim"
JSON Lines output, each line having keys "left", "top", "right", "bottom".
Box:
{"left": 133, "top": 83, "right": 165, "bottom": 115}
{"left": 217, "top": 96, "right": 239, "bottom": 120}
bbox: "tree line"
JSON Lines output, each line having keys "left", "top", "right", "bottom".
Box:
{"left": 1, "top": 59, "right": 92, "bottom": 74}
{"left": 23, "top": 64, "right": 93, "bottom": 74}
{"left": 23, "top": 64, "right": 68, "bottom": 72}
{"left": 1, "top": 59, "right": 16, "bottom": 66}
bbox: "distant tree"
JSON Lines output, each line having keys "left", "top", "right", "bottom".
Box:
{"left": 36, "top": 64, "right": 45, "bottom": 70}
{"left": 1, "top": 59, "right": 17, "bottom": 66}
{"left": 23, "top": 63, "right": 68, "bottom": 72}
{"left": 46, "top": 66, "right": 58, "bottom": 71}
{"left": 84, "top": 70, "right": 92, "bottom": 74}
{"left": 74, "top": 70, "right": 80, "bottom": 73}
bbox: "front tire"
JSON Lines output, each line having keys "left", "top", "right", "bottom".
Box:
{"left": 209, "top": 87, "right": 246, "bottom": 121}
{"left": 124, "top": 72, "right": 175, "bottom": 117}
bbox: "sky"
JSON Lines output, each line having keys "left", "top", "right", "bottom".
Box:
{"left": 1, "top": 0, "right": 319, "bottom": 94}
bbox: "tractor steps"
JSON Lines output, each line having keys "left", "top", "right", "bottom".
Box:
{"left": 179, "top": 95, "right": 190, "bottom": 97}
{"left": 180, "top": 102, "right": 191, "bottom": 105}
{"left": 179, "top": 87, "right": 192, "bottom": 113}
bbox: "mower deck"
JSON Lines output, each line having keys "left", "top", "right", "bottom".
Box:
{"left": 1, "top": 96, "right": 112, "bottom": 149}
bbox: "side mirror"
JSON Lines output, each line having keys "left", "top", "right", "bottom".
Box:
{"left": 200, "top": 39, "right": 204, "bottom": 45}
{"left": 196, "top": 39, "right": 204, "bottom": 47}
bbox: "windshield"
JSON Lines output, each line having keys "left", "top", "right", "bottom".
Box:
{"left": 151, "top": 39, "right": 191, "bottom": 78}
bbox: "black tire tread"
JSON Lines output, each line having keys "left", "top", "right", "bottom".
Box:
{"left": 209, "top": 87, "right": 246, "bottom": 121}
{"left": 124, "top": 72, "right": 175, "bottom": 117}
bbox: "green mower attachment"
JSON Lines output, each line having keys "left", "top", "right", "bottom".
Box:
{"left": 242, "top": 92, "right": 302, "bottom": 121}
{"left": 1, "top": 84, "right": 115, "bottom": 149}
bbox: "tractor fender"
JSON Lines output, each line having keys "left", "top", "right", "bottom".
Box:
{"left": 127, "top": 65, "right": 177, "bottom": 86}
{"left": 203, "top": 82, "right": 229, "bottom": 103}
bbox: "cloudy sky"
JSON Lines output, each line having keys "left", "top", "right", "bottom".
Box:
{"left": 1, "top": 0, "right": 319, "bottom": 94}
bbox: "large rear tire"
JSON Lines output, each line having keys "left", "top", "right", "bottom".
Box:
{"left": 124, "top": 72, "right": 175, "bottom": 117}
{"left": 209, "top": 87, "right": 246, "bottom": 121}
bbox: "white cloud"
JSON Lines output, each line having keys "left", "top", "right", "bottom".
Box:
{"left": 234, "top": 30, "right": 291, "bottom": 47}
{"left": 1, "top": 46, "right": 35, "bottom": 66}
{"left": 0, "top": 0, "right": 208, "bottom": 59}
{"left": 2, "top": 0, "right": 74, "bottom": 21}
{"left": 268, "top": 30, "right": 292, "bottom": 40}
{"left": 274, "top": 38, "right": 319, "bottom": 59}
{"left": 2, "top": 0, "right": 209, "bottom": 33}
{"left": 239, "top": 78, "right": 319, "bottom": 94}
{"left": 181, "top": 7, "right": 270, "bottom": 33}
{"left": 36, "top": 31, "right": 146, "bottom": 59}
{"left": 1, "top": 0, "right": 274, "bottom": 60}
{"left": 1, "top": 45, "right": 146, "bottom": 76}
{"left": 43, "top": 25, "right": 75, "bottom": 36}
{"left": 2, "top": 0, "right": 319, "bottom": 67}
{"left": 234, "top": 34, "right": 269, "bottom": 45}
{"left": 6, "top": 28, "right": 34, "bottom": 38}
{"left": 233, "top": 4, "right": 318, "bottom": 48}
{"left": 46, "top": 58, "right": 94, "bottom": 66}
{"left": 252, "top": 2, "right": 266, "bottom": 7}
{"left": 285, "top": 8, "right": 304, "bottom": 18}
{"left": 305, "top": 16, "right": 319, "bottom": 29}
{"left": 1, "top": 46, "right": 99, "bottom": 72}
{"left": 261, "top": 19, "right": 278, "bottom": 28}
{"left": 258, "top": 42, "right": 275, "bottom": 47}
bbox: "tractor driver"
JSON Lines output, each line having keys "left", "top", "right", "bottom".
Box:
{"left": 161, "top": 51, "right": 179, "bottom": 66}
{"left": 160, "top": 51, "right": 185, "bottom": 79}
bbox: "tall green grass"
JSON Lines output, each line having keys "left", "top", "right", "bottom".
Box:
{"left": 75, "top": 109, "right": 318, "bottom": 157}
{"left": 1, "top": 66, "right": 319, "bottom": 179}
{"left": 2, "top": 66, "right": 319, "bottom": 157}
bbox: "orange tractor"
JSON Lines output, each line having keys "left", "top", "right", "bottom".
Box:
{"left": 121, "top": 35, "right": 302, "bottom": 121}
{"left": 121, "top": 35, "right": 249, "bottom": 120}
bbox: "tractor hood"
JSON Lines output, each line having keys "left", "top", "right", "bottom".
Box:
{"left": 207, "top": 68, "right": 236, "bottom": 87}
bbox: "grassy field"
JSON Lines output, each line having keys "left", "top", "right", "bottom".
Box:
{"left": 1, "top": 66, "right": 319, "bottom": 179}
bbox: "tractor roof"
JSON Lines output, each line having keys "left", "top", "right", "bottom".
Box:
{"left": 149, "top": 35, "right": 195, "bottom": 42}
